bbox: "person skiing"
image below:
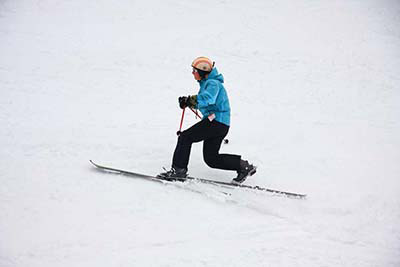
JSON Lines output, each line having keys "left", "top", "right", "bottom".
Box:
{"left": 158, "top": 56, "right": 256, "bottom": 184}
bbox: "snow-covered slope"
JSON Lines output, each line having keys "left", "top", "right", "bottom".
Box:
{"left": 1, "top": 0, "right": 399, "bottom": 266}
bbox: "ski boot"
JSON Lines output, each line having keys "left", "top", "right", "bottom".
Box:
{"left": 157, "top": 166, "right": 188, "bottom": 181}
{"left": 232, "top": 160, "right": 257, "bottom": 184}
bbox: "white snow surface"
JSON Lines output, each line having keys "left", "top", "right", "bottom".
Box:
{"left": 1, "top": 0, "right": 400, "bottom": 266}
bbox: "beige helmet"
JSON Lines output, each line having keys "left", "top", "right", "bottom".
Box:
{"left": 191, "top": 56, "right": 214, "bottom": 72}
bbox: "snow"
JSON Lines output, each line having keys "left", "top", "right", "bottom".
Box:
{"left": 1, "top": 0, "right": 400, "bottom": 266}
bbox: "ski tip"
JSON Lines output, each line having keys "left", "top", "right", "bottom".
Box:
{"left": 89, "top": 160, "right": 99, "bottom": 167}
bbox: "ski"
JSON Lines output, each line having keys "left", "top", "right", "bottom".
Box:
{"left": 90, "top": 160, "right": 232, "bottom": 196}
{"left": 90, "top": 160, "right": 168, "bottom": 184}
{"left": 188, "top": 175, "right": 306, "bottom": 198}
{"left": 89, "top": 160, "right": 306, "bottom": 199}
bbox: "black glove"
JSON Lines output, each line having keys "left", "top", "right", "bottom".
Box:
{"left": 178, "top": 95, "right": 197, "bottom": 109}
{"left": 179, "top": 96, "right": 189, "bottom": 109}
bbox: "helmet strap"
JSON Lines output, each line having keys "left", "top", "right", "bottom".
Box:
{"left": 197, "top": 69, "right": 210, "bottom": 79}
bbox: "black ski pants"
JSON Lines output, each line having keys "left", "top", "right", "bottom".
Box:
{"left": 172, "top": 119, "right": 241, "bottom": 171}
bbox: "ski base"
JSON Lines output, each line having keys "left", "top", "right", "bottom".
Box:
{"left": 89, "top": 160, "right": 306, "bottom": 199}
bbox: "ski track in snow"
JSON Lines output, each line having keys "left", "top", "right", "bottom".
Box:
{"left": 1, "top": 0, "right": 400, "bottom": 266}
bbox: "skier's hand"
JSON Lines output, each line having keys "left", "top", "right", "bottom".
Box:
{"left": 187, "top": 95, "right": 197, "bottom": 108}
{"left": 178, "top": 95, "right": 197, "bottom": 109}
{"left": 179, "top": 96, "right": 188, "bottom": 109}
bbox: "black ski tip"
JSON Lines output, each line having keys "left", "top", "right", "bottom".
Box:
{"left": 89, "top": 160, "right": 103, "bottom": 169}
{"left": 89, "top": 160, "right": 97, "bottom": 166}
{"left": 250, "top": 166, "right": 257, "bottom": 176}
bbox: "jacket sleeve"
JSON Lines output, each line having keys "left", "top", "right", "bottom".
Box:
{"left": 197, "top": 81, "right": 219, "bottom": 113}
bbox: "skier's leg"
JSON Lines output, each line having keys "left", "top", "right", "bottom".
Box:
{"left": 202, "top": 121, "right": 241, "bottom": 171}
{"left": 203, "top": 137, "right": 241, "bottom": 171}
{"left": 172, "top": 119, "right": 209, "bottom": 169}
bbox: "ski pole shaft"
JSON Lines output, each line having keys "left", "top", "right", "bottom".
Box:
{"left": 177, "top": 108, "right": 186, "bottom": 135}
{"left": 188, "top": 107, "right": 202, "bottom": 119}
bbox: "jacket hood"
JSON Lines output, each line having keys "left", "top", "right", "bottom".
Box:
{"left": 199, "top": 67, "right": 224, "bottom": 84}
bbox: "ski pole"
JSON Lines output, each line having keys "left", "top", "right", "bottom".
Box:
{"left": 176, "top": 108, "right": 186, "bottom": 136}
{"left": 189, "top": 107, "right": 202, "bottom": 120}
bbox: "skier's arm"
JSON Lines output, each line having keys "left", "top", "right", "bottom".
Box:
{"left": 197, "top": 81, "right": 219, "bottom": 113}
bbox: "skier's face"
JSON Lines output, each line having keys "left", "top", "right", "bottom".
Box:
{"left": 192, "top": 68, "right": 201, "bottom": 81}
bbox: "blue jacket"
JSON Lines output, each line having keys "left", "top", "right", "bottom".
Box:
{"left": 196, "top": 68, "right": 231, "bottom": 126}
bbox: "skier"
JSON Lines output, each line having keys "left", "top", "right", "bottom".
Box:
{"left": 159, "top": 56, "right": 256, "bottom": 184}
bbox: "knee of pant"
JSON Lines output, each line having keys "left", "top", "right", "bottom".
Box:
{"left": 203, "top": 154, "right": 218, "bottom": 168}
{"left": 178, "top": 132, "right": 191, "bottom": 143}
